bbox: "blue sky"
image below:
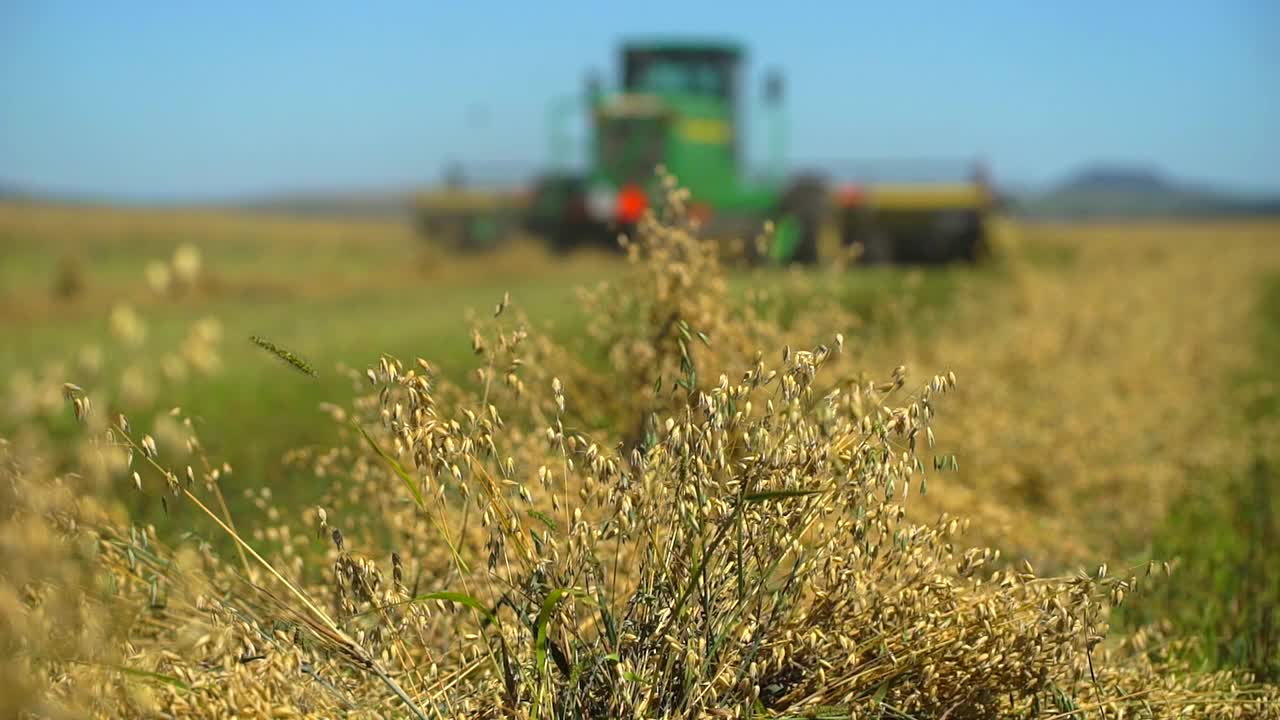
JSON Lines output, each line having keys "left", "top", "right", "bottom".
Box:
{"left": 2, "top": 1, "right": 1277, "bottom": 201}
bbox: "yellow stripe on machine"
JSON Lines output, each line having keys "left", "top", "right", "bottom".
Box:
{"left": 678, "top": 117, "right": 733, "bottom": 144}
{"left": 414, "top": 189, "right": 528, "bottom": 213}
{"left": 863, "top": 183, "right": 990, "bottom": 211}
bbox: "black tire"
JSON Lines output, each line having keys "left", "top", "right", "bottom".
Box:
{"left": 547, "top": 229, "right": 575, "bottom": 255}
{"left": 920, "top": 210, "right": 985, "bottom": 264}
{"left": 858, "top": 228, "right": 894, "bottom": 265}
{"left": 775, "top": 175, "right": 829, "bottom": 265}
{"left": 549, "top": 223, "right": 592, "bottom": 255}
{"left": 525, "top": 173, "right": 588, "bottom": 253}
{"left": 964, "top": 214, "right": 989, "bottom": 262}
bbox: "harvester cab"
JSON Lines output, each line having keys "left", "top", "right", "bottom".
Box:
{"left": 602, "top": 43, "right": 742, "bottom": 196}
{"left": 527, "top": 39, "right": 811, "bottom": 261}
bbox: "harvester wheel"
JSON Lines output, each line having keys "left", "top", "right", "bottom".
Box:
{"left": 776, "top": 176, "right": 828, "bottom": 265}
{"left": 548, "top": 225, "right": 590, "bottom": 255}
{"left": 858, "top": 229, "right": 895, "bottom": 265}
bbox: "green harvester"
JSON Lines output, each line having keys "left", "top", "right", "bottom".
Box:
{"left": 422, "top": 37, "right": 992, "bottom": 265}
{"left": 525, "top": 37, "right": 828, "bottom": 263}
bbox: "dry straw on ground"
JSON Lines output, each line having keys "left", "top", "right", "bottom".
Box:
{"left": 1, "top": 174, "right": 1278, "bottom": 718}
{"left": 859, "top": 220, "right": 1280, "bottom": 568}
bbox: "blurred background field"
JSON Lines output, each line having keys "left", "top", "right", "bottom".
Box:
{"left": 0, "top": 200, "right": 980, "bottom": 526}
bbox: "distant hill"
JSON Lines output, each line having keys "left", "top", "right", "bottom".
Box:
{"left": 1058, "top": 167, "right": 1174, "bottom": 193}
{"left": 1011, "top": 165, "right": 1280, "bottom": 220}
{"left": 0, "top": 181, "right": 123, "bottom": 208}
{"left": 0, "top": 180, "right": 424, "bottom": 219}
{"left": 226, "top": 190, "right": 418, "bottom": 220}
{"left": 0, "top": 181, "right": 51, "bottom": 203}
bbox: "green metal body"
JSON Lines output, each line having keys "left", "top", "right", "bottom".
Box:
{"left": 588, "top": 93, "right": 778, "bottom": 212}
{"left": 533, "top": 39, "right": 804, "bottom": 259}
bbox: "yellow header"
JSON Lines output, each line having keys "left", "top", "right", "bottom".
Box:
{"left": 860, "top": 183, "right": 990, "bottom": 211}
{"left": 414, "top": 189, "right": 527, "bottom": 212}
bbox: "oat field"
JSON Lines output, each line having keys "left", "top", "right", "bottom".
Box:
{"left": 1, "top": 186, "right": 1278, "bottom": 718}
